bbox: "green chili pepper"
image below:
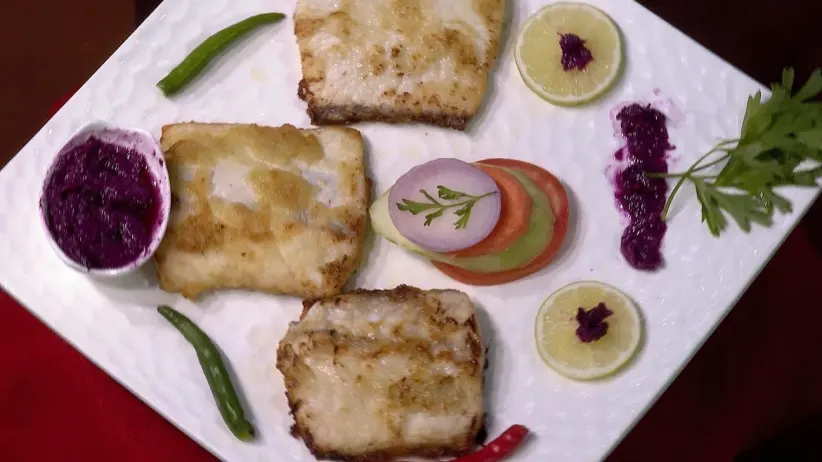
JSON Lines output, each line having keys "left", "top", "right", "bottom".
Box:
{"left": 157, "top": 12, "right": 285, "bottom": 97}
{"left": 157, "top": 305, "right": 256, "bottom": 442}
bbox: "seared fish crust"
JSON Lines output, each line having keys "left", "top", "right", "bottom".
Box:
{"left": 154, "top": 123, "right": 369, "bottom": 299}
{"left": 277, "top": 285, "right": 485, "bottom": 460}
{"left": 295, "top": 0, "right": 506, "bottom": 130}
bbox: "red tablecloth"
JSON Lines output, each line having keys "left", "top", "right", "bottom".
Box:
{"left": 1, "top": 94, "right": 820, "bottom": 462}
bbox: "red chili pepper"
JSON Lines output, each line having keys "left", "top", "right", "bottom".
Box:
{"left": 452, "top": 424, "right": 530, "bottom": 462}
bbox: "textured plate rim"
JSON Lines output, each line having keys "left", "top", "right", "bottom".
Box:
{"left": 0, "top": 1, "right": 818, "bottom": 461}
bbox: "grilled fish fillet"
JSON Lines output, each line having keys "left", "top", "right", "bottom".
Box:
{"left": 154, "top": 123, "right": 369, "bottom": 299}
{"left": 295, "top": 0, "right": 506, "bottom": 130}
{"left": 276, "top": 285, "right": 485, "bottom": 460}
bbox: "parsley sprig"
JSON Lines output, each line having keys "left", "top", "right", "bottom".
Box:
{"left": 396, "top": 186, "right": 497, "bottom": 229}
{"left": 651, "top": 68, "right": 822, "bottom": 236}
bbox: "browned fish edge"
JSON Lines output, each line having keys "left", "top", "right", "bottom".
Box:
{"left": 279, "top": 284, "right": 488, "bottom": 461}
{"left": 283, "top": 397, "right": 482, "bottom": 462}
{"left": 291, "top": 426, "right": 477, "bottom": 462}
{"left": 298, "top": 80, "right": 471, "bottom": 131}
{"left": 281, "top": 377, "right": 487, "bottom": 462}
{"left": 299, "top": 285, "right": 434, "bottom": 319}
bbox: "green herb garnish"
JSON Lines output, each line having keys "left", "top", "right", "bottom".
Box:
{"left": 156, "top": 13, "right": 285, "bottom": 97}
{"left": 652, "top": 67, "right": 822, "bottom": 236}
{"left": 396, "top": 186, "right": 497, "bottom": 229}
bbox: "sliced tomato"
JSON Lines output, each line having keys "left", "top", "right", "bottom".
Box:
{"left": 448, "top": 163, "right": 532, "bottom": 258}
{"left": 432, "top": 158, "right": 569, "bottom": 286}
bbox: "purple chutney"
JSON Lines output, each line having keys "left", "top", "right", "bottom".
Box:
{"left": 575, "top": 303, "right": 613, "bottom": 343}
{"left": 613, "top": 103, "right": 674, "bottom": 270}
{"left": 43, "top": 136, "right": 162, "bottom": 270}
{"left": 559, "top": 33, "right": 593, "bottom": 71}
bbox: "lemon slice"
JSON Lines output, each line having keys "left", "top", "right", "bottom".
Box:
{"left": 535, "top": 281, "right": 641, "bottom": 380}
{"left": 515, "top": 2, "right": 623, "bottom": 106}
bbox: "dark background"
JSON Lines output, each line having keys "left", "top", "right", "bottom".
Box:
{"left": 0, "top": 1, "right": 820, "bottom": 461}
{"left": 2, "top": 1, "right": 820, "bottom": 166}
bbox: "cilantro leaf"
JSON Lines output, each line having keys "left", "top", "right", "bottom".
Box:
{"left": 794, "top": 68, "right": 822, "bottom": 102}
{"left": 396, "top": 198, "right": 439, "bottom": 215}
{"left": 420, "top": 189, "right": 442, "bottom": 206}
{"left": 796, "top": 128, "right": 822, "bottom": 152}
{"left": 757, "top": 189, "right": 793, "bottom": 215}
{"left": 740, "top": 91, "right": 770, "bottom": 141}
{"left": 790, "top": 166, "right": 822, "bottom": 186}
{"left": 782, "top": 67, "right": 795, "bottom": 92}
{"left": 693, "top": 178, "right": 728, "bottom": 236}
{"left": 768, "top": 109, "right": 816, "bottom": 136}
{"left": 396, "top": 187, "right": 496, "bottom": 230}
{"left": 437, "top": 185, "right": 471, "bottom": 200}
{"left": 424, "top": 209, "right": 444, "bottom": 226}
{"left": 660, "top": 67, "right": 822, "bottom": 237}
{"left": 693, "top": 178, "right": 772, "bottom": 234}
{"left": 453, "top": 202, "right": 476, "bottom": 229}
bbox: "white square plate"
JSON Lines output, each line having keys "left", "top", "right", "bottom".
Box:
{"left": 1, "top": 0, "right": 818, "bottom": 461}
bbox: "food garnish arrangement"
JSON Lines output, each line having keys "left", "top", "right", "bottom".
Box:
{"left": 34, "top": 1, "right": 822, "bottom": 461}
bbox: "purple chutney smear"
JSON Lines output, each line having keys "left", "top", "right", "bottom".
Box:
{"left": 43, "top": 136, "right": 162, "bottom": 270}
{"left": 559, "top": 33, "right": 593, "bottom": 71}
{"left": 575, "top": 303, "right": 613, "bottom": 343}
{"left": 614, "top": 103, "right": 674, "bottom": 270}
